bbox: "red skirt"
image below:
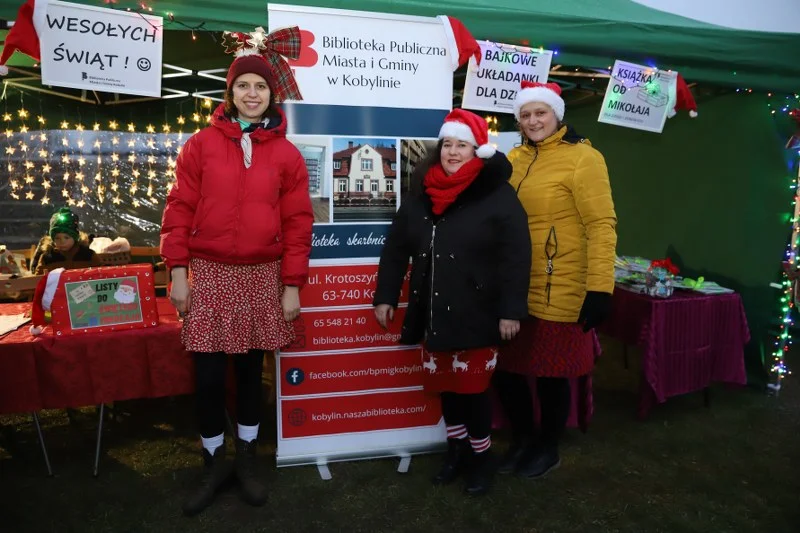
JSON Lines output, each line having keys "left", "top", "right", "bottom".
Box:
{"left": 181, "top": 258, "right": 295, "bottom": 354}
{"left": 421, "top": 345, "right": 498, "bottom": 394}
{"left": 497, "top": 317, "right": 600, "bottom": 378}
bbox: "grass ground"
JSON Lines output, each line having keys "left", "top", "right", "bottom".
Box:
{"left": 1, "top": 341, "right": 798, "bottom": 533}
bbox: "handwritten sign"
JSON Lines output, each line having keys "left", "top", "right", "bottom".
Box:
{"left": 597, "top": 60, "right": 677, "bottom": 133}
{"left": 38, "top": 0, "right": 163, "bottom": 97}
{"left": 64, "top": 275, "right": 143, "bottom": 329}
{"left": 463, "top": 41, "right": 553, "bottom": 114}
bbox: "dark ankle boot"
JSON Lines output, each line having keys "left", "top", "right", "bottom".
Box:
{"left": 182, "top": 445, "right": 233, "bottom": 517}
{"left": 497, "top": 437, "right": 535, "bottom": 474}
{"left": 235, "top": 438, "right": 268, "bottom": 506}
{"left": 464, "top": 449, "right": 495, "bottom": 496}
{"left": 516, "top": 444, "right": 560, "bottom": 479}
{"left": 432, "top": 438, "right": 471, "bottom": 485}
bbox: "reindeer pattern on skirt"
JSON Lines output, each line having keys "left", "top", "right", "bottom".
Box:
{"left": 420, "top": 346, "right": 499, "bottom": 394}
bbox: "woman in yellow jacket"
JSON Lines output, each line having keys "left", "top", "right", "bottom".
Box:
{"left": 493, "top": 81, "right": 617, "bottom": 478}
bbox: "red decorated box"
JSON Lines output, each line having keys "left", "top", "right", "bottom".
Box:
{"left": 48, "top": 264, "right": 160, "bottom": 336}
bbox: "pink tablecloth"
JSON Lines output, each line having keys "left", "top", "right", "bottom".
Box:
{"left": 602, "top": 287, "right": 750, "bottom": 417}
{"left": 0, "top": 298, "right": 194, "bottom": 414}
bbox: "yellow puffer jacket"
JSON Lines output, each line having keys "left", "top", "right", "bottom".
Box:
{"left": 508, "top": 125, "right": 617, "bottom": 322}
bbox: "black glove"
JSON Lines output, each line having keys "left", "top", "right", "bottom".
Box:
{"left": 577, "top": 291, "right": 613, "bottom": 332}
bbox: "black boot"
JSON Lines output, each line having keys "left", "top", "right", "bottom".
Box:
{"left": 464, "top": 449, "right": 495, "bottom": 496}
{"left": 182, "top": 446, "right": 233, "bottom": 517}
{"left": 235, "top": 438, "right": 268, "bottom": 506}
{"left": 497, "top": 437, "right": 535, "bottom": 475}
{"left": 432, "top": 438, "right": 471, "bottom": 485}
{"left": 516, "top": 444, "right": 560, "bottom": 479}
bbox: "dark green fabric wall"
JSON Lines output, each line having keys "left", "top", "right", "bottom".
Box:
{"left": 563, "top": 92, "right": 793, "bottom": 384}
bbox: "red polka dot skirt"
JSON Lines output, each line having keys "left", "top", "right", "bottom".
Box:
{"left": 421, "top": 345, "right": 499, "bottom": 394}
{"left": 497, "top": 317, "right": 600, "bottom": 378}
{"left": 181, "top": 257, "right": 295, "bottom": 354}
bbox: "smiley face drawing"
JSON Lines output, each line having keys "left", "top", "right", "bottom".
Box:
{"left": 137, "top": 58, "right": 151, "bottom": 72}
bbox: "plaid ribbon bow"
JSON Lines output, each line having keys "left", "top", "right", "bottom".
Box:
{"left": 223, "top": 26, "right": 303, "bottom": 102}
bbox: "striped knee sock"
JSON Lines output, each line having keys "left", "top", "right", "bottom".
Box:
{"left": 470, "top": 435, "right": 491, "bottom": 454}
{"left": 446, "top": 424, "right": 467, "bottom": 440}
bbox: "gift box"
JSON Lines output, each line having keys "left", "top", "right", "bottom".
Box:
{"left": 39, "top": 264, "right": 159, "bottom": 336}
{"left": 645, "top": 258, "right": 678, "bottom": 299}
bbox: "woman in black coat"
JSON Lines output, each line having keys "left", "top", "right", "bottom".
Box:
{"left": 374, "top": 109, "right": 531, "bottom": 496}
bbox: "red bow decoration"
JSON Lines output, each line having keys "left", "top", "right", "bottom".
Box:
{"left": 222, "top": 26, "right": 303, "bottom": 102}
{"left": 650, "top": 258, "right": 679, "bottom": 275}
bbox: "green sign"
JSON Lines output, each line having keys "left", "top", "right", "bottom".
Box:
{"left": 65, "top": 276, "right": 143, "bottom": 329}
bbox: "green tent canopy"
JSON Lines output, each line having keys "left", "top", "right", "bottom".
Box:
{"left": 2, "top": 0, "right": 797, "bottom": 91}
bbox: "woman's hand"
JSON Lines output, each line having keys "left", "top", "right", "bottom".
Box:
{"left": 374, "top": 304, "right": 395, "bottom": 330}
{"left": 170, "top": 268, "right": 191, "bottom": 316}
{"left": 499, "top": 319, "right": 520, "bottom": 341}
{"left": 282, "top": 286, "right": 301, "bottom": 322}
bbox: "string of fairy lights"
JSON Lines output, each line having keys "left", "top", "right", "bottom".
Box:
{"left": 768, "top": 94, "right": 800, "bottom": 394}
{"left": 2, "top": 98, "right": 216, "bottom": 207}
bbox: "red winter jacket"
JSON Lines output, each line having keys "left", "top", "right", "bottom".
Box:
{"left": 160, "top": 103, "right": 313, "bottom": 287}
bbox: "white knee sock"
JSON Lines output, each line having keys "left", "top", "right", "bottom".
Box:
{"left": 238, "top": 423, "right": 259, "bottom": 443}
{"left": 201, "top": 433, "right": 224, "bottom": 455}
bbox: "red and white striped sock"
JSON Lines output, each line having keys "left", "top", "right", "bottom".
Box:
{"left": 446, "top": 424, "right": 468, "bottom": 440}
{"left": 470, "top": 435, "right": 491, "bottom": 454}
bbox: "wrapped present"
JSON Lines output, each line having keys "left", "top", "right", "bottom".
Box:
{"left": 645, "top": 258, "right": 679, "bottom": 298}
{"left": 30, "top": 263, "right": 159, "bottom": 336}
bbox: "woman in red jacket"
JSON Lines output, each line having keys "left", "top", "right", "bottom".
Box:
{"left": 160, "top": 28, "right": 312, "bottom": 516}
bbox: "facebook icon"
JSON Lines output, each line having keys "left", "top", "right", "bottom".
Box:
{"left": 286, "top": 368, "right": 304, "bottom": 386}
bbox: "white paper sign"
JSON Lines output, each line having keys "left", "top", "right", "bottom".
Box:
{"left": 68, "top": 282, "right": 95, "bottom": 304}
{"left": 38, "top": 0, "right": 163, "bottom": 97}
{"left": 597, "top": 60, "right": 677, "bottom": 133}
{"left": 462, "top": 41, "right": 553, "bottom": 114}
{"left": 268, "top": 3, "right": 453, "bottom": 110}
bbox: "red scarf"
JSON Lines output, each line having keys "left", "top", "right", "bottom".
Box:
{"left": 424, "top": 158, "right": 484, "bottom": 215}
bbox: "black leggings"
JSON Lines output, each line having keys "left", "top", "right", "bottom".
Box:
{"left": 194, "top": 350, "right": 265, "bottom": 438}
{"left": 440, "top": 391, "right": 492, "bottom": 440}
{"left": 492, "top": 370, "right": 570, "bottom": 447}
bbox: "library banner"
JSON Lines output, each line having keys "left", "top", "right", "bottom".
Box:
{"left": 269, "top": 3, "right": 466, "bottom": 469}
{"left": 269, "top": 3, "right": 452, "bottom": 137}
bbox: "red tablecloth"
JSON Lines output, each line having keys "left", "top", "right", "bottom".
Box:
{"left": 602, "top": 287, "right": 749, "bottom": 417}
{"left": 0, "top": 298, "right": 194, "bottom": 414}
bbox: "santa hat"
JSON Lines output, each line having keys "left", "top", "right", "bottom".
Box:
{"left": 0, "top": 0, "right": 49, "bottom": 76}
{"left": 438, "top": 108, "right": 496, "bottom": 159}
{"left": 513, "top": 81, "right": 565, "bottom": 121}
{"left": 437, "top": 16, "right": 481, "bottom": 71}
{"left": 668, "top": 73, "right": 698, "bottom": 118}
{"left": 120, "top": 279, "right": 136, "bottom": 292}
{"left": 29, "top": 267, "right": 63, "bottom": 336}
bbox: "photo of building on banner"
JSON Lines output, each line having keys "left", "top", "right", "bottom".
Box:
{"left": 597, "top": 59, "right": 678, "bottom": 133}
{"left": 462, "top": 41, "right": 553, "bottom": 114}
